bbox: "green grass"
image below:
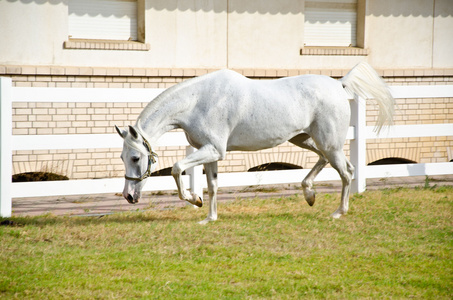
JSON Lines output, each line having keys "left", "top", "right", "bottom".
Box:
{"left": 1, "top": 186, "right": 452, "bottom": 299}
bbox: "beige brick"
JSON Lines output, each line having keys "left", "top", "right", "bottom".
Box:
{"left": 120, "top": 68, "right": 133, "bottom": 76}
{"left": 133, "top": 68, "right": 146, "bottom": 76}
{"left": 94, "top": 82, "right": 109, "bottom": 88}
{"left": 56, "top": 82, "right": 72, "bottom": 88}
{"left": 75, "top": 166, "right": 91, "bottom": 173}
{"left": 92, "top": 127, "right": 107, "bottom": 134}
{"left": 36, "top": 115, "right": 52, "bottom": 122}
{"left": 265, "top": 69, "right": 277, "bottom": 77}
{"left": 12, "top": 102, "right": 31, "bottom": 109}
{"left": 79, "top": 67, "right": 93, "bottom": 76}
{"left": 76, "top": 115, "right": 91, "bottom": 121}
{"left": 15, "top": 121, "right": 33, "bottom": 128}
{"left": 15, "top": 108, "right": 32, "bottom": 115}
{"left": 12, "top": 128, "right": 28, "bottom": 135}
{"left": 65, "top": 67, "right": 80, "bottom": 75}
{"left": 7, "top": 66, "right": 21, "bottom": 74}
{"left": 90, "top": 76, "right": 106, "bottom": 82}
{"left": 14, "top": 81, "right": 32, "bottom": 87}
{"left": 37, "top": 128, "right": 53, "bottom": 134}
{"left": 92, "top": 152, "right": 108, "bottom": 159}
{"left": 93, "top": 68, "right": 107, "bottom": 76}
{"left": 50, "top": 67, "right": 65, "bottom": 75}
{"left": 155, "top": 69, "right": 170, "bottom": 77}
{"left": 144, "top": 68, "right": 158, "bottom": 76}
{"left": 35, "top": 75, "right": 51, "bottom": 82}
{"left": 13, "top": 115, "right": 29, "bottom": 122}
{"left": 53, "top": 128, "right": 69, "bottom": 134}
{"left": 131, "top": 83, "right": 145, "bottom": 88}
{"left": 109, "top": 82, "right": 124, "bottom": 88}
{"left": 254, "top": 69, "right": 266, "bottom": 77}
{"left": 94, "top": 121, "right": 109, "bottom": 127}
{"left": 75, "top": 127, "right": 91, "bottom": 134}
{"left": 104, "top": 68, "right": 120, "bottom": 76}
{"left": 70, "top": 82, "right": 87, "bottom": 88}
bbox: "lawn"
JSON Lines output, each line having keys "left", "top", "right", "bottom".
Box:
{"left": 1, "top": 185, "right": 452, "bottom": 299}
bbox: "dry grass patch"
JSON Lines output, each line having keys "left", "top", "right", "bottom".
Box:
{"left": 1, "top": 185, "right": 452, "bottom": 299}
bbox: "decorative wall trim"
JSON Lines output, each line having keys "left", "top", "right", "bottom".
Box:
{"left": 64, "top": 39, "right": 150, "bottom": 51}
{"left": 367, "top": 147, "right": 421, "bottom": 165}
{"left": 300, "top": 47, "right": 369, "bottom": 56}
{"left": 245, "top": 148, "right": 308, "bottom": 170}
{"left": 2, "top": 65, "right": 453, "bottom": 80}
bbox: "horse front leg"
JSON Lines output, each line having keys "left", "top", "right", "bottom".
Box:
{"left": 199, "top": 161, "right": 218, "bottom": 225}
{"left": 171, "top": 144, "right": 222, "bottom": 208}
{"left": 171, "top": 163, "right": 202, "bottom": 207}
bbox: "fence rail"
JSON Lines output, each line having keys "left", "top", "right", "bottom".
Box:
{"left": 1, "top": 77, "right": 452, "bottom": 217}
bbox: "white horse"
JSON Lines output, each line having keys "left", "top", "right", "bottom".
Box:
{"left": 115, "top": 62, "right": 394, "bottom": 224}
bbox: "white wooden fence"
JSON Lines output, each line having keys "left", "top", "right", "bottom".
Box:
{"left": 1, "top": 77, "right": 452, "bottom": 217}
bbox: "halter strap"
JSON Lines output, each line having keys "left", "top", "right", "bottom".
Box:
{"left": 124, "top": 133, "right": 158, "bottom": 182}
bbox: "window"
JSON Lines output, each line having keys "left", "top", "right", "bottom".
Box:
{"left": 301, "top": 0, "right": 367, "bottom": 55}
{"left": 304, "top": 0, "right": 357, "bottom": 47}
{"left": 65, "top": 0, "right": 149, "bottom": 51}
{"left": 69, "top": 0, "right": 137, "bottom": 41}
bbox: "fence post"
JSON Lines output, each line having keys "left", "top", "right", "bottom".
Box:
{"left": 185, "top": 146, "right": 204, "bottom": 199}
{"left": 0, "top": 77, "right": 13, "bottom": 218}
{"left": 350, "top": 95, "right": 367, "bottom": 193}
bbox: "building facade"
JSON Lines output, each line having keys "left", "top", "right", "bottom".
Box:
{"left": 1, "top": 0, "right": 452, "bottom": 180}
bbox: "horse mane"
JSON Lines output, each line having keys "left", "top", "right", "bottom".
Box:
{"left": 137, "top": 72, "right": 212, "bottom": 124}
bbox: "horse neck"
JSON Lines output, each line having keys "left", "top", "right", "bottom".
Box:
{"left": 135, "top": 88, "right": 191, "bottom": 146}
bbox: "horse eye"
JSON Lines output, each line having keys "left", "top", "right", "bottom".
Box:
{"left": 131, "top": 157, "right": 140, "bottom": 163}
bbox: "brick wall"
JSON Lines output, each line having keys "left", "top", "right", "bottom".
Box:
{"left": 3, "top": 65, "right": 452, "bottom": 180}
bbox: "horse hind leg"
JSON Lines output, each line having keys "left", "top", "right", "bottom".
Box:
{"left": 198, "top": 161, "right": 219, "bottom": 225}
{"left": 289, "top": 134, "right": 328, "bottom": 206}
{"left": 302, "top": 157, "right": 328, "bottom": 206}
{"left": 324, "top": 150, "right": 354, "bottom": 218}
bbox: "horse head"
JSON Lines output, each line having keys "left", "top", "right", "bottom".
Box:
{"left": 115, "top": 125, "right": 158, "bottom": 204}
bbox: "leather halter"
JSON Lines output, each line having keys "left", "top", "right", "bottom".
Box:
{"left": 124, "top": 134, "right": 158, "bottom": 182}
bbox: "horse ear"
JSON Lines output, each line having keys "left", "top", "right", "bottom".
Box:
{"left": 115, "top": 125, "right": 127, "bottom": 139}
{"left": 128, "top": 125, "right": 139, "bottom": 139}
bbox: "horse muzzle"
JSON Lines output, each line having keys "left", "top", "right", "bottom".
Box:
{"left": 124, "top": 192, "right": 140, "bottom": 204}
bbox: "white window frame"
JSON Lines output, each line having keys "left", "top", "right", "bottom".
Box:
{"left": 65, "top": 0, "right": 148, "bottom": 51}
{"left": 301, "top": 0, "right": 367, "bottom": 56}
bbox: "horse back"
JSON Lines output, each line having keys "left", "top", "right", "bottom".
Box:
{"left": 179, "top": 70, "right": 348, "bottom": 151}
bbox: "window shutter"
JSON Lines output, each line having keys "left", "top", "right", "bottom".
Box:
{"left": 68, "top": 0, "right": 137, "bottom": 41}
{"left": 304, "top": 0, "right": 357, "bottom": 47}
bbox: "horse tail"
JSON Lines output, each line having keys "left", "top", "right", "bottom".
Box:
{"left": 339, "top": 62, "right": 395, "bottom": 134}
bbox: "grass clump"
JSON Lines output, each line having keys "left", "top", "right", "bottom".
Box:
{"left": 1, "top": 186, "right": 452, "bottom": 299}
{"left": 12, "top": 172, "right": 68, "bottom": 182}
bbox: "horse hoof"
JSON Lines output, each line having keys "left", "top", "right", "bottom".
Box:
{"left": 190, "top": 194, "right": 203, "bottom": 208}
{"left": 304, "top": 190, "right": 316, "bottom": 206}
{"left": 194, "top": 197, "right": 203, "bottom": 207}
{"left": 331, "top": 210, "right": 343, "bottom": 219}
{"left": 198, "top": 217, "right": 216, "bottom": 225}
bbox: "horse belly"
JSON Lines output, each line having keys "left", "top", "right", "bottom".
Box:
{"left": 225, "top": 98, "right": 309, "bottom": 151}
{"left": 226, "top": 121, "right": 303, "bottom": 151}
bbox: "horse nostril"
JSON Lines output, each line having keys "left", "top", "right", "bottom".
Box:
{"left": 126, "top": 194, "right": 134, "bottom": 203}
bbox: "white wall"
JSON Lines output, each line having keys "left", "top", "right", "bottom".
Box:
{"left": 0, "top": 0, "right": 68, "bottom": 66}
{"left": 227, "top": 0, "right": 305, "bottom": 70}
{"left": 367, "top": 0, "right": 435, "bottom": 69}
{"left": 432, "top": 0, "right": 453, "bottom": 68}
{"left": 146, "top": 0, "right": 227, "bottom": 68}
{"left": 0, "top": 0, "right": 451, "bottom": 70}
